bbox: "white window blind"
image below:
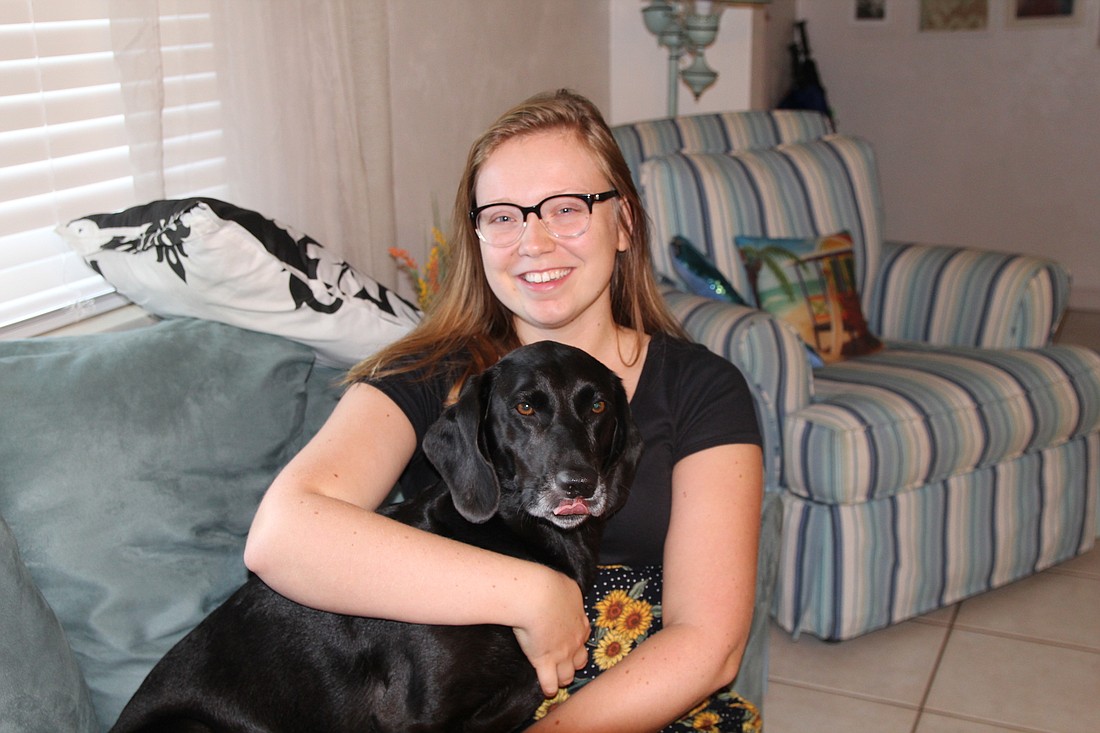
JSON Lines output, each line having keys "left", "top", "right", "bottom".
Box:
{"left": 0, "top": 0, "right": 225, "bottom": 337}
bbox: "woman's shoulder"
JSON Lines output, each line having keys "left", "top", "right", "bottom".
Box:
{"left": 648, "top": 332, "right": 740, "bottom": 378}
{"left": 643, "top": 333, "right": 754, "bottom": 414}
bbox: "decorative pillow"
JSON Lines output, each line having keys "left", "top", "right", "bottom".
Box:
{"left": 0, "top": 513, "right": 98, "bottom": 733}
{"left": 0, "top": 318, "right": 336, "bottom": 727}
{"left": 736, "top": 232, "right": 882, "bottom": 364}
{"left": 670, "top": 236, "right": 750, "bottom": 306}
{"left": 533, "top": 564, "right": 761, "bottom": 730}
{"left": 56, "top": 198, "right": 422, "bottom": 367}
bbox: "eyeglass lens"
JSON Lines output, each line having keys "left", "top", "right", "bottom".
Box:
{"left": 475, "top": 195, "right": 593, "bottom": 247}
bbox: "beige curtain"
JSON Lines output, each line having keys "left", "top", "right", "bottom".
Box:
{"left": 210, "top": 1, "right": 396, "bottom": 281}
{"left": 107, "top": 0, "right": 170, "bottom": 202}
{"left": 106, "top": 0, "right": 397, "bottom": 284}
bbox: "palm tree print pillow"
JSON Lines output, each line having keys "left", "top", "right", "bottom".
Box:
{"left": 736, "top": 232, "right": 882, "bottom": 364}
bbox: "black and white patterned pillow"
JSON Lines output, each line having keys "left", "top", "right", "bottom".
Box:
{"left": 57, "top": 198, "right": 421, "bottom": 367}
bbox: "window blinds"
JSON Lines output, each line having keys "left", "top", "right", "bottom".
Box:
{"left": 0, "top": 0, "right": 224, "bottom": 337}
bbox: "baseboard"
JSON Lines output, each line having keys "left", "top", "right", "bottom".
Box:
{"left": 1068, "top": 285, "right": 1100, "bottom": 313}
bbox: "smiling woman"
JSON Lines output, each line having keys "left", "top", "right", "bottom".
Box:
{"left": 471, "top": 129, "right": 633, "bottom": 354}
{"left": 248, "top": 89, "right": 764, "bottom": 732}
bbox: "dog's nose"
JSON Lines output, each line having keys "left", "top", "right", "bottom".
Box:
{"left": 556, "top": 468, "right": 598, "bottom": 498}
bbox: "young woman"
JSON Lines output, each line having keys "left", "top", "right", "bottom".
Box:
{"left": 244, "top": 89, "right": 763, "bottom": 731}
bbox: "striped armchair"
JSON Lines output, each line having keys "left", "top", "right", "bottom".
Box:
{"left": 612, "top": 111, "right": 1100, "bottom": 642}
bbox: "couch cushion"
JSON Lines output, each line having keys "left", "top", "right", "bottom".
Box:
{"left": 56, "top": 198, "right": 421, "bottom": 368}
{"left": 639, "top": 136, "right": 885, "bottom": 318}
{"left": 784, "top": 343, "right": 1100, "bottom": 504}
{"left": 0, "top": 513, "right": 98, "bottom": 733}
{"left": 0, "top": 318, "right": 330, "bottom": 728}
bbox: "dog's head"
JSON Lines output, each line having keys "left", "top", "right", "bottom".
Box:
{"left": 422, "top": 341, "right": 640, "bottom": 529}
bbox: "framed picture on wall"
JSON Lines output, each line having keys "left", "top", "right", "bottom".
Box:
{"left": 854, "top": 0, "right": 887, "bottom": 22}
{"left": 1007, "top": 0, "right": 1083, "bottom": 27}
{"left": 919, "top": 0, "right": 988, "bottom": 31}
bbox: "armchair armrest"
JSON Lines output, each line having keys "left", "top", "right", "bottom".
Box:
{"left": 869, "top": 240, "right": 1070, "bottom": 348}
{"left": 661, "top": 286, "right": 814, "bottom": 491}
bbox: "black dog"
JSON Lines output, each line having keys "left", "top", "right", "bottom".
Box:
{"left": 110, "top": 341, "right": 641, "bottom": 733}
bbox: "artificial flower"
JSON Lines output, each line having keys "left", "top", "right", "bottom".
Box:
{"left": 389, "top": 226, "right": 448, "bottom": 311}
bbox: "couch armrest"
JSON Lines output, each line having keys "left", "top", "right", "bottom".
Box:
{"left": 869, "top": 240, "right": 1070, "bottom": 348}
{"left": 661, "top": 287, "right": 814, "bottom": 492}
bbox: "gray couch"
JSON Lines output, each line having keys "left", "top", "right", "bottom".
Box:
{"left": 0, "top": 315, "right": 778, "bottom": 731}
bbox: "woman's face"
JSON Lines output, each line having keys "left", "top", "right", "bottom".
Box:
{"left": 473, "top": 130, "right": 628, "bottom": 344}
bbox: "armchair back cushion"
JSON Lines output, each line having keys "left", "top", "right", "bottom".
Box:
{"left": 641, "top": 137, "right": 884, "bottom": 318}
{"left": 612, "top": 109, "right": 834, "bottom": 189}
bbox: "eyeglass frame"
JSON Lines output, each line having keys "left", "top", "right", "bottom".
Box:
{"left": 469, "top": 189, "right": 620, "bottom": 247}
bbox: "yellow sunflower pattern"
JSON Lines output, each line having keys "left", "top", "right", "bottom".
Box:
{"left": 530, "top": 564, "right": 762, "bottom": 732}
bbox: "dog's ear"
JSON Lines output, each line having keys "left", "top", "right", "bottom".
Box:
{"left": 422, "top": 371, "right": 501, "bottom": 524}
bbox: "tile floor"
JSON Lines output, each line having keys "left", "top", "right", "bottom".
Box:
{"left": 760, "top": 544, "right": 1100, "bottom": 732}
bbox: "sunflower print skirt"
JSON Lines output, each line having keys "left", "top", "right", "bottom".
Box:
{"left": 532, "top": 564, "right": 761, "bottom": 732}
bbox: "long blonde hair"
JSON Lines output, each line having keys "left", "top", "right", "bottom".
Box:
{"left": 347, "top": 89, "right": 685, "bottom": 390}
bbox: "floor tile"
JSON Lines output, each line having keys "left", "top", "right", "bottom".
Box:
{"left": 915, "top": 712, "right": 1043, "bottom": 732}
{"left": 762, "top": 682, "right": 918, "bottom": 733}
{"left": 926, "top": 629, "right": 1100, "bottom": 733}
{"left": 912, "top": 603, "right": 958, "bottom": 628}
{"left": 1051, "top": 544, "right": 1100, "bottom": 580}
{"left": 768, "top": 620, "right": 948, "bottom": 706}
{"left": 954, "top": 570, "right": 1100, "bottom": 652}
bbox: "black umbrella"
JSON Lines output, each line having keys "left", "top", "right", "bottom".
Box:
{"left": 778, "top": 20, "right": 834, "bottom": 127}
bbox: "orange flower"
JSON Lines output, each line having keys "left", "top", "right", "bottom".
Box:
{"left": 388, "top": 247, "right": 417, "bottom": 270}
{"left": 389, "top": 227, "right": 449, "bottom": 311}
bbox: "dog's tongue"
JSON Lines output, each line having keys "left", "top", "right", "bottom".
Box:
{"left": 553, "top": 497, "right": 591, "bottom": 516}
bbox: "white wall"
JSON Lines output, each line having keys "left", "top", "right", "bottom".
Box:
{"left": 796, "top": 0, "right": 1100, "bottom": 311}
{"left": 384, "top": 0, "right": 766, "bottom": 289}
{"left": 386, "top": 0, "right": 610, "bottom": 270}
{"left": 609, "top": 0, "right": 755, "bottom": 124}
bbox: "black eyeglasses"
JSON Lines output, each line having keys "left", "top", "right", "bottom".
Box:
{"left": 470, "top": 190, "right": 619, "bottom": 247}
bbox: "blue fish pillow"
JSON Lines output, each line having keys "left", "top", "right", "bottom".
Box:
{"left": 669, "top": 236, "right": 749, "bottom": 307}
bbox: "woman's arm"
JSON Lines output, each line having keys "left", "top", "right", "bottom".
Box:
{"left": 243, "top": 382, "right": 590, "bottom": 695}
{"left": 530, "top": 442, "right": 764, "bottom": 732}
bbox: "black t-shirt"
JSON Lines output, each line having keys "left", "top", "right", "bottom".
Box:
{"left": 367, "top": 334, "right": 761, "bottom": 566}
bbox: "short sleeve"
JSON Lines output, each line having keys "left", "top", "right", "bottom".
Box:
{"left": 367, "top": 367, "right": 450, "bottom": 445}
{"left": 363, "top": 365, "right": 453, "bottom": 498}
{"left": 671, "top": 341, "right": 761, "bottom": 462}
{"left": 599, "top": 335, "right": 760, "bottom": 565}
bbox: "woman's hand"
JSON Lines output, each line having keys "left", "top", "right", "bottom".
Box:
{"left": 512, "top": 568, "right": 590, "bottom": 697}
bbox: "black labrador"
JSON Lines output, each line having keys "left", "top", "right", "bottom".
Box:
{"left": 110, "top": 341, "right": 641, "bottom": 733}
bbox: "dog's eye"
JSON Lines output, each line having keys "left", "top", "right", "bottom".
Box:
{"left": 591, "top": 400, "right": 607, "bottom": 415}
{"left": 515, "top": 402, "right": 535, "bottom": 416}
